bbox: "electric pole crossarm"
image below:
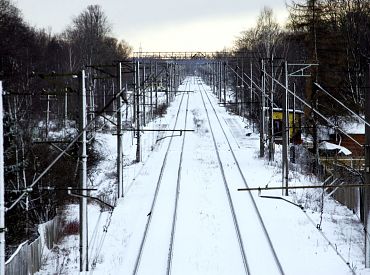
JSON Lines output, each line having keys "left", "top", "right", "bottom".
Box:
{"left": 261, "top": 69, "right": 363, "bottom": 148}
{"left": 68, "top": 188, "right": 114, "bottom": 211}
{"left": 122, "top": 129, "right": 194, "bottom": 132}
{"left": 288, "top": 64, "right": 318, "bottom": 77}
{"left": 238, "top": 183, "right": 370, "bottom": 191}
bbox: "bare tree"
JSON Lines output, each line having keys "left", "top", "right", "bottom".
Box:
{"left": 235, "top": 7, "right": 283, "bottom": 59}
{"left": 65, "top": 5, "right": 112, "bottom": 69}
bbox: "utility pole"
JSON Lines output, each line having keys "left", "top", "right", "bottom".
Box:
{"left": 250, "top": 61, "right": 253, "bottom": 128}
{"left": 292, "top": 83, "right": 297, "bottom": 163}
{"left": 79, "top": 70, "right": 88, "bottom": 271}
{"left": 173, "top": 63, "right": 177, "bottom": 97}
{"left": 117, "top": 62, "right": 124, "bottom": 198}
{"left": 168, "top": 63, "right": 172, "bottom": 102}
{"left": 42, "top": 94, "right": 57, "bottom": 138}
{"left": 212, "top": 62, "right": 216, "bottom": 94}
{"left": 155, "top": 61, "right": 158, "bottom": 111}
{"left": 365, "top": 63, "right": 370, "bottom": 267}
{"left": 173, "top": 63, "right": 176, "bottom": 99}
{"left": 64, "top": 91, "right": 68, "bottom": 128}
{"left": 103, "top": 85, "right": 106, "bottom": 110}
{"left": 132, "top": 63, "right": 136, "bottom": 124}
{"left": 215, "top": 63, "right": 218, "bottom": 98}
{"left": 241, "top": 58, "right": 244, "bottom": 117}
{"left": 165, "top": 63, "right": 169, "bottom": 106}
{"left": 0, "top": 82, "right": 5, "bottom": 275}
{"left": 135, "top": 61, "right": 141, "bottom": 162}
{"left": 292, "top": 83, "right": 296, "bottom": 140}
{"left": 223, "top": 61, "right": 227, "bottom": 104}
{"left": 219, "top": 62, "right": 222, "bottom": 101}
{"left": 112, "top": 81, "right": 116, "bottom": 116}
{"left": 90, "top": 80, "right": 96, "bottom": 128}
{"left": 150, "top": 61, "right": 153, "bottom": 121}
{"left": 214, "top": 62, "right": 217, "bottom": 95}
{"left": 45, "top": 94, "right": 50, "bottom": 138}
{"left": 269, "top": 56, "right": 275, "bottom": 162}
{"left": 142, "top": 62, "right": 146, "bottom": 126}
{"left": 235, "top": 64, "right": 239, "bottom": 115}
{"left": 282, "top": 61, "right": 289, "bottom": 196}
{"left": 260, "top": 60, "right": 266, "bottom": 158}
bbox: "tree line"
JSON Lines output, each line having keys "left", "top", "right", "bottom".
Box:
{"left": 0, "top": 0, "right": 131, "bottom": 257}
{"left": 234, "top": 0, "right": 370, "bottom": 117}
{"left": 232, "top": 0, "right": 370, "bottom": 224}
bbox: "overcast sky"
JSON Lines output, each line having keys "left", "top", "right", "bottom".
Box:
{"left": 14, "top": 0, "right": 289, "bottom": 52}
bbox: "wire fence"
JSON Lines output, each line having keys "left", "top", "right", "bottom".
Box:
{"left": 5, "top": 215, "right": 63, "bottom": 275}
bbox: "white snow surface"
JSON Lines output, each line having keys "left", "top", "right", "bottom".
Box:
{"left": 38, "top": 76, "right": 370, "bottom": 275}
{"left": 319, "top": 141, "right": 352, "bottom": 155}
{"left": 342, "top": 121, "right": 365, "bottom": 135}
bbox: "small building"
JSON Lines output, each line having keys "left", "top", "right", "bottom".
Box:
{"left": 328, "top": 121, "right": 364, "bottom": 157}
{"left": 272, "top": 108, "right": 304, "bottom": 143}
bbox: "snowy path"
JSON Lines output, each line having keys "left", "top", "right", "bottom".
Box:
{"left": 133, "top": 80, "right": 191, "bottom": 275}
{"left": 169, "top": 78, "right": 248, "bottom": 274}
{"left": 136, "top": 77, "right": 250, "bottom": 275}
{"left": 91, "top": 76, "right": 359, "bottom": 275}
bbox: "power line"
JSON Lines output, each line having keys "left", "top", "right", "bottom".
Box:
{"left": 261, "top": 68, "right": 363, "bottom": 148}
{"left": 314, "top": 82, "right": 370, "bottom": 127}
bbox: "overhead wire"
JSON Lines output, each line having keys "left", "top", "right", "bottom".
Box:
{"left": 6, "top": 63, "right": 168, "bottom": 212}
{"left": 212, "top": 62, "right": 359, "bottom": 273}
{"left": 260, "top": 68, "right": 363, "bottom": 147}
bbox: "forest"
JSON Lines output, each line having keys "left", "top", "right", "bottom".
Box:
{"left": 235, "top": 0, "right": 370, "bottom": 116}
{"left": 0, "top": 0, "right": 131, "bottom": 256}
{"left": 1, "top": 0, "right": 370, "bottom": 262}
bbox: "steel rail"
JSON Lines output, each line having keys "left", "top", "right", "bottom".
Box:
{"left": 198, "top": 79, "right": 251, "bottom": 275}
{"left": 132, "top": 80, "right": 190, "bottom": 275}
{"left": 199, "top": 80, "right": 285, "bottom": 274}
{"left": 166, "top": 81, "right": 191, "bottom": 275}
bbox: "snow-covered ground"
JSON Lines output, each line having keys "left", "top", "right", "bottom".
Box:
{"left": 38, "top": 76, "right": 370, "bottom": 275}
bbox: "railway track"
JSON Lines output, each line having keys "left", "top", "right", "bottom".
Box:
{"left": 132, "top": 79, "right": 191, "bottom": 275}
{"left": 196, "top": 79, "right": 250, "bottom": 274}
{"left": 169, "top": 76, "right": 252, "bottom": 275}
{"left": 132, "top": 76, "right": 284, "bottom": 275}
{"left": 197, "top": 78, "right": 285, "bottom": 275}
